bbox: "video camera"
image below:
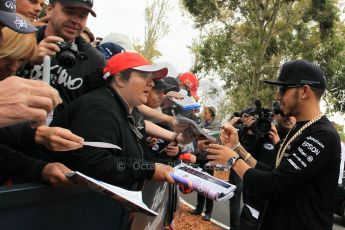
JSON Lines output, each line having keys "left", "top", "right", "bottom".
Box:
{"left": 234, "top": 100, "right": 282, "bottom": 136}
{"left": 56, "top": 41, "right": 88, "bottom": 68}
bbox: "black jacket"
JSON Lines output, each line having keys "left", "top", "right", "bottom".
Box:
{"left": 47, "top": 86, "right": 156, "bottom": 190}
{"left": 240, "top": 133, "right": 276, "bottom": 213}
{"left": 0, "top": 26, "right": 107, "bottom": 165}
{"left": 19, "top": 26, "right": 106, "bottom": 115}
{"left": 0, "top": 144, "right": 46, "bottom": 184}
{"left": 243, "top": 116, "right": 340, "bottom": 230}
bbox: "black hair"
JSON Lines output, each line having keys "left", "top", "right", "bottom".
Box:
{"left": 105, "top": 69, "right": 151, "bottom": 86}
{"left": 311, "top": 87, "right": 325, "bottom": 100}
{"left": 118, "top": 69, "right": 133, "bottom": 82}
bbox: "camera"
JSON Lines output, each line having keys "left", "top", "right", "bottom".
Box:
{"left": 234, "top": 100, "right": 282, "bottom": 136}
{"left": 56, "top": 41, "right": 87, "bottom": 68}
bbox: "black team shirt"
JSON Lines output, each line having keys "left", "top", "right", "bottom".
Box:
{"left": 243, "top": 116, "right": 341, "bottom": 230}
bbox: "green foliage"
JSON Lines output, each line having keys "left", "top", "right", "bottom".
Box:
{"left": 333, "top": 122, "right": 345, "bottom": 141}
{"left": 340, "top": 132, "right": 345, "bottom": 142}
{"left": 134, "top": 0, "right": 171, "bottom": 61}
{"left": 182, "top": 0, "right": 345, "bottom": 113}
{"left": 38, "top": 2, "right": 49, "bottom": 18}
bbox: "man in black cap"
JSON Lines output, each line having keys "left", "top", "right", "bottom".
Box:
{"left": 206, "top": 60, "right": 341, "bottom": 230}
{"left": 19, "top": 0, "right": 105, "bottom": 114}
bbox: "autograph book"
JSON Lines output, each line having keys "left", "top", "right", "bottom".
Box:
{"left": 65, "top": 171, "right": 157, "bottom": 216}
{"left": 171, "top": 163, "right": 236, "bottom": 201}
{"left": 175, "top": 115, "right": 217, "bottom": 142}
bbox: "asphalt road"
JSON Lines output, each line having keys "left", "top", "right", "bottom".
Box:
{"left": 181, "top": 192, "right": 345, "bottom": 230}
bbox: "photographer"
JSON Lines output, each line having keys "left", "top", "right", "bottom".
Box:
{"left": 236, "top": 106, "right": 297, "bottom": 230}
{"left": 19, "top": 0, "right": 105, "bottom": 115}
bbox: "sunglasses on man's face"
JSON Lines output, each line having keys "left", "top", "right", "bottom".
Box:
{"left": 278, "top": 84, "right": 304, "bottom": 96}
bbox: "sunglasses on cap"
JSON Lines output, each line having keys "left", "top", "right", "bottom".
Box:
{"left": 278, "top": 84, "right": 304, "bottom": 96}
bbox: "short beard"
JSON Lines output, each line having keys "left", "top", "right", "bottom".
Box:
{"left": 283, "top": 90, "right": 300, "bottom": 117}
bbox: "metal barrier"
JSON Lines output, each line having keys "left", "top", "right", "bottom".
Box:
{"left": 131, "top": 181, "right": 169, "bottom": 230}
{"left": 0, "top": 181, "right": 172, "bottom": 230}
{"left": 0, "top": 183, "right": 126, "bottom": 230}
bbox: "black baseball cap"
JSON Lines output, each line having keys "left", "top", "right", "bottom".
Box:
{"left": 0, "top": 0, "right": 37, "bottom": 33}
{"left": 263, "top": 60, "right": 327, "bottom": 89}
{"left": 162, "top": 76, "right": 180, "bottom": 92}
{"left": 51, "top": 0, "right": 96, "bottom": 17}
{"left": 153, "top": 80, "right": 175, "bottom": 93}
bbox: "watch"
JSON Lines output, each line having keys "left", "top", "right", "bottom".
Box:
{"left": 227, "top": 155, "right": 240, "bottom": 170}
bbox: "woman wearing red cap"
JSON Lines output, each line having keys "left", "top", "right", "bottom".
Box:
{"left": 47, "top": 52, "right": 177, "bottom": 190}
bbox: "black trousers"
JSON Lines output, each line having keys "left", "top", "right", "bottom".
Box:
{"left": 195, "top": 161, "right": 214, "bottom": 214}
{"left": 239, "top": 205, "right": 258, "bottom": 230}
{"left": 229, "top": 169, "right": 243, "bottom": 230}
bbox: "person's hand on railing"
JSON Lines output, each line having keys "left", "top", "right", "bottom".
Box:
{"left": 41, "top": 162, "right": 73, "bottom": 187}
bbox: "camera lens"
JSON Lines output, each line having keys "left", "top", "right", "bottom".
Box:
{"left": 57, "top": 51, "right": 77, "bottom": 68}
{"left": 255, "top": 118, "right": 272, "bottom": 135}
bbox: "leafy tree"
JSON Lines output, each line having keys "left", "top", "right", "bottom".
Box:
{"left": 134, "top": 0, "right": 171, "bottom": 61}
{"left": 182, "top": 0, "right": 345, "bottom": 114}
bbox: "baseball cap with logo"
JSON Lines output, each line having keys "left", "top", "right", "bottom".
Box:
{"left": 0, "top": 0, "right": 37, "bottom": 33}
{"left": 96, "top": 42, "right": 125, "bottom": 60}
{"left": 103, "top": 52, "right": 168, "bottom": 80}
{"left": 263, "top": 60, "right": 327, "bottom": 89}
{"left": 51, "top": 0, "right": 96, "bottom": 17}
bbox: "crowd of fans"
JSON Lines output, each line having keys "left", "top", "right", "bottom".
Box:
{"left": 0, "top": 0, "right": 344, "bottom": 230}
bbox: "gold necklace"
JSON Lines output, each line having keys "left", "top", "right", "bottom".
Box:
{"left": 275, "top": 114, "right": 324, "bottom": 168}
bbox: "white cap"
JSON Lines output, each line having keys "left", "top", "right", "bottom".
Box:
{"left": 101, "top": 32, "right": 136, "bottom": 52}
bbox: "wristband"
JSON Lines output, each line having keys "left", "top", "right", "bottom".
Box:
{"left": 171, "top": 132, "right": 179, "bottom": 143}
{"left": 231, "top": 143, "right": 241, "bottom": 151}
{"left": 243, "top": 153, "right": 251, "bottom": 162}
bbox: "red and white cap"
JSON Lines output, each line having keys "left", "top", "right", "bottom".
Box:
{"left": 103, "top": 52, "right": 168, "bottom": 80}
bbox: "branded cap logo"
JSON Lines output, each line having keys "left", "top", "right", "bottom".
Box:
{"left": 5, "top": 1, "right": 15, "bottom": 10}
{"left": 14, "top": 17, "right": 28, "bottom": 30}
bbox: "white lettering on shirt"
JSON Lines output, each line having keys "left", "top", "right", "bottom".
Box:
{"left": 302, "top": 141, "right": 320, "bottom": 155}
{"left": 306, "top": 136, "right": 324, "bottom": 148}
{"left": 298, "top": 147, "right": 308, "bottom": 158}
{"left": 293, "top": 153, "right": 307, "bottom": 167}
{"left": 287, "top": 159, "right": 301, "bottom": 170}
{"left": 28, "top": 64, "right": 83, "bottom": 90}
